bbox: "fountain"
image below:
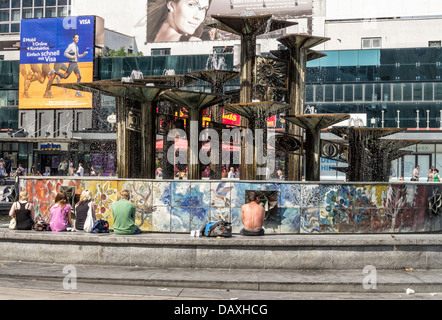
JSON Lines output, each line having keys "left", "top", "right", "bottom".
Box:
{"left": 328, "top": 127, "right": 422, "bottom": 182}
{"left": 284, "top": 113, "right": 350, "bottom": 181}
{"left": 23, "top": 13, "right": 440, "bottom": 237}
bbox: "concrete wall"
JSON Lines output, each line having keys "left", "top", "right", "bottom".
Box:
{"left": 20, "top": 177, "right": 442, "bottom": 234}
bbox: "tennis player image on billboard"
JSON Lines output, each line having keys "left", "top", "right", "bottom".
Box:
{"left": 146, "top": 0, "right": 312, "bottom": 43}
{"left": 19, "top": 16, "right": 95, "bottom": 109}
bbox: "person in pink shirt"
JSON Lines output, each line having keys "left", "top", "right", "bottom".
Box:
{"left": 49, "top": 192, "right": 73, "bottom": 232}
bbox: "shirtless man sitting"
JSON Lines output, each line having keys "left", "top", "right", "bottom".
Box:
{"left": 240, "top": 191, "right": 265, "bottom": 236}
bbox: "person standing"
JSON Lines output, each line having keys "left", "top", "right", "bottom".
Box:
{"left": 68, "top": 160, "right": 73, "bottom": 176}
{"left": 5, "top": 157, "right": 11, "bottom": 177}
{"left": 15, "top": 164, "right": 26, "bottom": 177}
{"left": 412, "top": 165, "right": 420, "bottom": 181}
{"left": 434, "top": 169, "right": 441, "bottom": 182}
{"left": 58, "top": 160, "right": 68, "bottom": 176}
{"left": 227, "top": 167, "right": 235, "bottom": 179}
{"left": 9, "top": 191, "right": 35, "bottom": 230}
{"left": 0, "top": 158, "right": 5, "bottom": 176}
{"left": 76, "top": 163, "right": 84, "bottom": 177}
{"left": 111, "top": 190, "right": 142, "bottom": 235}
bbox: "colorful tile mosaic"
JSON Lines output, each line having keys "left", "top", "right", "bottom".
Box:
{"left": 20, "top": 178, "right": 442, "bottom": 235}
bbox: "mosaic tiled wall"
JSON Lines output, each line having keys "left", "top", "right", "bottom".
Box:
{"left": 21, "top": 178, "right": 442, "bottom": 234}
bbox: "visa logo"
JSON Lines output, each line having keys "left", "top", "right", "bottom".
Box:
{"left": 79, "top": 19, "right": 91, "bottom": 25}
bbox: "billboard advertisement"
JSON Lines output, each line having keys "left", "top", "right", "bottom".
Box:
{"left": 146, "top": 0, "right": 313, "bottom": 43}
{"left": 19, "top": 16, "right": 95, "bottom": 109}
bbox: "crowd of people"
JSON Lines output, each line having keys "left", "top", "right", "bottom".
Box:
{"left": 427, "top": 166, "right": 441, "bottom": 182}
{"left": 7, "top": 188, "right": 266, "bottom": 237}
{"left": 0, "top": 157, "right": 103, "bottom": 178}
{"left": 8, "top": 189, "right": 140, "bottom": 235}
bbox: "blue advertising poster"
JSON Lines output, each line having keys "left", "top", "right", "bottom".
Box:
{"left": 19, "top": 16, "right": 95, "bottom": 109}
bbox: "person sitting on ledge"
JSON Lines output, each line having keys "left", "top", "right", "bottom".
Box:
{"left": 111, "top": 189, "right": 142, "bottom": 235}
{"left": 240, "top": 191, "right": 265, "bottom": 236}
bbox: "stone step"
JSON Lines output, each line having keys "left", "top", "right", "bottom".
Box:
{"left": 1, "top": 231, "right": 442, "bottom": 271}
{"left": 0, "top": 261, "right": 441, "bottom": 294}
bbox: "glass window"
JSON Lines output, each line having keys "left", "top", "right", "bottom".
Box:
{"left": 435, "top": 83, "right": 442, "bottom": 100}
{"left": 0, "top": 0, "right": 9, "bottom": 9}
{"left": 22, "top": 8, "right": 32, "bottom": 19}
{"left": 22, "top": 0, "right": 32, "bottom": 7}
{"left": 0, "top": 10, "right": 9, "bottom": 21}
{"left": 7, "top": 90, "right": 16, "bottom": 105}
{"left": 374, "top": 84, "right": 382, "bottom": 101}
{"left": 424, "top": 83, "right": 433, "bottom": 101}
{"left": 34, "top": 8, "right": 43, "bottom": 18}
{"left": 0, "top": 90, "right": 7, "bottom": 107}
{"left": 403, "top": 83, "right": 412, "bottom": 101}
{"left": 57, "top": 6, "right": 67, "bottom": 17}
{"left": 10, "top": 22, "right": 18, "bottom": 32}
{"left": 11, "top": 9, "right": 19, "bottom": 21}
{"left": 334, "top": 85, "right": 343, "bottom": 102}
{"left": 10, "top": 0, "right": 19, "bottom": 8}
{"left": 339, "top": 51, "right": 358, "bottom": 67}
{"left": 324, "top": 84, "right": 334, "bottom": 102}
{"left": 320, "top": 51, "right": 339, "bottom": 67}
{"left": 413, "top": 83, "right": 423, "bottom": 101}
{"left": 365, "top": 84, "right": 373, "bottom": 101}
{"left": 34, "top": 0, "right": 44, "bottom": 6}
{"left": 0, "top": 23, "right": 8, "bottom": 33}
{"left": 305, "top": 85, "right": 314, "bottom": 102}
{"left": 45, "top": 7, "right": 56, "bottom": 18}
{"left": 315, "top": 85, "right": 324, "bottom": 102}
{"left": 393, "top": 83, "right": 402, "bottom": 101}
{"left": 46, "top": 0, "right": 56, "bottom": 6}
{"left": 344, "top": 84, "right": 353, "bottom": 102}
{"left": 382, "top": 84, "right": 391, "bottom": 101}
{"left": 354, "top": 84, "right": 363, "bottom": 101}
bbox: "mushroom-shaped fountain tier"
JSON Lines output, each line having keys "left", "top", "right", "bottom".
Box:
{"left": 223, "top": 101, "right": 293, "bottom": 180}
{"left": 55, "top": 80, "right": 226, "bottom": 180}
{"left": 158, "top": 89, "right": 227, "bottom": 180}
{"left": 284, "top": 114, "right": 351, "bottom": 181}
{"left": 328, "top": 127, "right": 421, "bottom": 182}
{"left": 186, "top": 70, "right": 240, "bottom": 180}
{"left": 209, "top": 14, "right": 297, "bottom": 104}
{"left": 54, "top": 81, "right": 175, "bottom": 179}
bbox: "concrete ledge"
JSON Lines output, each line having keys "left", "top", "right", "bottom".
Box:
{"left": 1, "top": 230, "right": 442, "bottom": 270}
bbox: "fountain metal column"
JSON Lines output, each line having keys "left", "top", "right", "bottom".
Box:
{"left": 284, "top": 114, "right": 350, "bottom": 181}
{"left": 158, "top": 89, "right": 226, "bottom": 180}
{"left": 277, "top": 34, "right": 330, "bottom": 181}
{"left": 328, "top": 127, "right": 421, "bottom": 182}
{"left": 210, "top": 14, "right": 297, "bottom": 180}
{"left": 187, "top": 70, "right": 240, "bottom": 179}
{"left": 223, "top": 101, "right": 292, "bottom": 180}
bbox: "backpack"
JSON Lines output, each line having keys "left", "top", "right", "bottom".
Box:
{"left": 33, "top": 215, "right": 51, "bottom": 231}
{"left": 91, "top": 219, "right": 109, "bottom": 233}
{"left": 200, "top": 221, "right": 232, "bottom": 238}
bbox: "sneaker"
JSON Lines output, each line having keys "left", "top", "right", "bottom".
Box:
{"left": 48, "top": 69, "right": 55, "bottom": 78}
{"left": 43, "top": 91, "right": 53, "bottom": 98}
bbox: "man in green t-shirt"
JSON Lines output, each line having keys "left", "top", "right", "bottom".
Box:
{"left": 111, "top": 190, "right": 142, "bottom": 235}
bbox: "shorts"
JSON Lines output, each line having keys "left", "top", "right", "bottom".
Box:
{"left": 240, "top": 228, "right": 265, "bottom": 236}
